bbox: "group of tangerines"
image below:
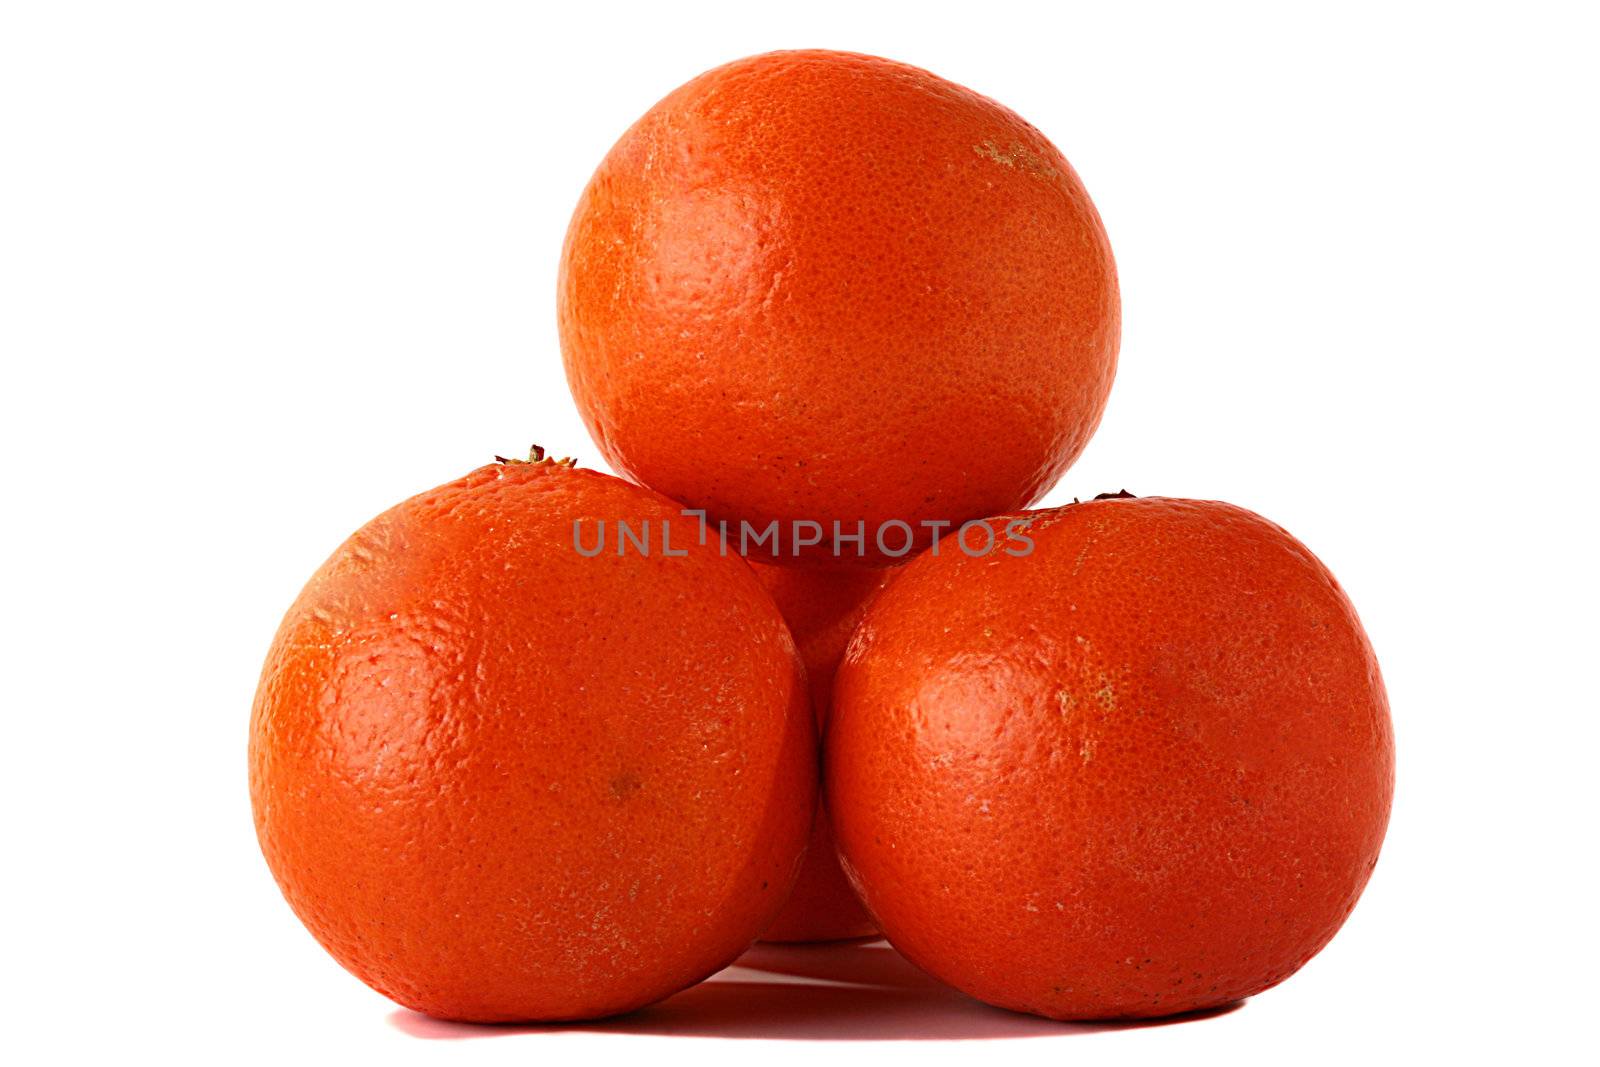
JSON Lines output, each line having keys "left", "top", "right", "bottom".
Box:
{"left": 250, "top": 51, "right": 1393, "bottom": 1025}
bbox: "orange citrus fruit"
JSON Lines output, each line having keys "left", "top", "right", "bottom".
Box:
{"left": 250, "top": 454, "right": 815, "bottom": 1021}
{"left": 828, "top": 495, "right": 1394, "bottom": 1018}
{"left": 750, "top": 562, "right": 897, "bottom": 941}
{"left": 559, "top": 50, "right": 1119, "bottom": 561}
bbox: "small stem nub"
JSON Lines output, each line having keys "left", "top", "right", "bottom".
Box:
{"left": 496, "top": 444, "right": 576, "bottom": 468}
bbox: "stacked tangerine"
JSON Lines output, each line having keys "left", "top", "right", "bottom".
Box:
{"left": 251, "top": 51, "right": 1393, "bottom": 1024}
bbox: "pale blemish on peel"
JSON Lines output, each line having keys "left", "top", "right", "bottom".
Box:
{"left": 973, "top": 140, "right": 1060, "bottom": 182}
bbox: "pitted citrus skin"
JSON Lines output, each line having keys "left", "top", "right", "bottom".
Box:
{"left": 558, "top": 50, "right": 1119, "bottom": 562}
{"left": 250, "top": 460, "right": 815, "bottom": 1022}
{"left": 751, "top": 562, "right": 897, "bottom": 942}
{"left": 828, "top": 496, "right": 1393, "bottom": 1019}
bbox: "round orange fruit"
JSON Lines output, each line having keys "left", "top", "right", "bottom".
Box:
{"left": 558, "top": 50, "right": 1119, "bottom": 561}
{"left": 828, "top": 495, "right": 1394, "bottom": 1019}
{"left": 749, "top": 562, "right": 897, "bottom": 942}
{"left": 249, "top": 453, "right": 816, "bottom": 1022}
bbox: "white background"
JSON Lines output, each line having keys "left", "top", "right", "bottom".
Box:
{"left": 3, "top": 2, "right": 1596, "bottom": 1063}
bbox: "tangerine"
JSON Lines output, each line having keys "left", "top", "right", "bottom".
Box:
{"left": 828, "top": 495, "right": 1394, "bottom": 1018}
{"left": 558, "top": 50, "right": 1119, "bottom": 561}
{"left": 250, "top": 453, "right": 815, "bottom": 1021}
{"left": 750, "top": 562, "right": 896, "bottom": 942}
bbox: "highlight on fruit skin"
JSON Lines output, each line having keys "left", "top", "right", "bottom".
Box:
{"left": 249, "top": 455, "right": 816, "bottom": 1022}
{"left": 558, "top": 49, "right": 1119, "bottom": 563}
{"left": 827, "top": 494, "right": 1394, "bottom": 1020}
